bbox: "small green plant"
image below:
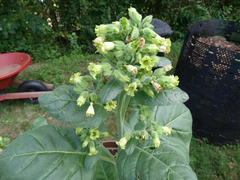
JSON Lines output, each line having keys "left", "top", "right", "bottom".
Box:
{"left": 0, "top": 136, "right": 10, "bottom": 152}
{"left": 0, "top": 7, "right": 197, "bottom": 179}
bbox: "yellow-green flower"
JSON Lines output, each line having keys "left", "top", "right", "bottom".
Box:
{"left": 94, "top": 41, "right": 115, "bottom": 54}
{"left": 90, "top": 129, "right": 100, "bottom": 140}
{"left": 93, "top": 37, "right": 106, "bottom": 46}
{"left": 104, "top": 100, "right": 117, "bottom": 111}
{"left": 116, "top": 133, "right": 131, "bottom": 150}
{"left": 139, "top": 55, "right": 155, "bottom": 71}
{"left": 82, "top": 137, "right": 91, "bottom": 148}
{"left": 162, "top": 126, "right": 172, "bottom": 136}
{"left": 125, "top": 65, "right": 138, "bottom": 75}
{"left": 88, "top": 141, "right": 98, "bottom": 156}
{"left": 69, "top": 72, "right": 82, "bottom": 84}
{"left": 95, "top": 24, "right": 117, "bottom": 37}
{"left": 88, "top": 63, "right": 102, "bottom": 79}
{"left": 77, "top": 96, "right": 86, "bottom": 107}
{"left": 159, "top": 46, "right": 167, "bottom": 53}
{"left": 153, "top": 137, "right": 160, "bottom": 148}
{"left": 124, "top": 82, "right": 137, "bottom": 97}
{"left": 141, "top": 44, "right": 159, "bottom": 54}
{"left": 86, "top": 102, "right": 95, "bottom": 117}
{"left": 169, "top": 75, "right": 179, "bottom": 87}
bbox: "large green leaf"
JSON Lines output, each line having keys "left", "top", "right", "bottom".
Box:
{"left": 97, "top": 150, "right": 118, "bottom": 180}
{"left": 0, "top": 125, "right": 98, "bottom": 180}
{"left": 28, "top": 116, "right": 48, "bottom": 131}
{"left": 116, "top": 140, "right": 197, "bottom": 180}
{"left": 153, "top": 57, "right": 172, "bottom": 68}
{"left": 39, "top": 86, "right": 107, "bottom": 128}
{"left": 133, "top": 87, "right": 189, "bottom": 106}
{"left": 100, "top": 78, "right": 125, "bottom": 104}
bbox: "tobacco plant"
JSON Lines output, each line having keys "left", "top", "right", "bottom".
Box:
{"left": 0, "top": 7, "right": 197, "bottom": 180}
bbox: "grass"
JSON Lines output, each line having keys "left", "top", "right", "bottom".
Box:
{"left": 1, "top": 41, "right": 240, "bottom": 179}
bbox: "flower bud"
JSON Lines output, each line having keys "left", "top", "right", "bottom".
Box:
{"left": 120, "top": 17, "right": 131, "bottom": 31}
{"left": 124, "top": 82, "right": 138, "bottom": 97}
{"left": 114, "top": 70, "right": 130, "bottom": 82}
{"left": 153, "top": 136, "right": 160, "bottom": 148}
{"left": 113, "top": 41, "right": 125, "bottom": 50}
{"left": 125, "top": 65, "right": 138, "bottom": 75}
{"left": 151, "top": 81, "right": 162, "bottom": 93}
{"left": 104, "top": 100, "right": 117, "bottom": 111}
{"left": 86, "top": 102, "right": 95, "bottom": 117}
{"left": 154, "top": 68, "right": 166, "bottom": 78}
{"left": 143, "top": 23, "right": 154, "bottom": 29}
{"left": 82, "top": 137, "right": 91, "bottom": 148}
{"left": 89, "top": 93, "right": 98, "bottom": 102}
{"left": 144, "top": 77, "right": 152, "bottom": 85}
{"left": 75, "top": 127, "right": 83, "bottom": 135}
{"left": 114, "top": 27, "right": 120, "bottom": 34}
{"left": 143, "top": 85, "right": 154, "bottom": 98}
{"left": 80, "top": 134, "right": 88, "bottom": 141}
{"left": 162, "top": 126, "right": 172, "bottom": 136}
{"left": 125, "top": 40, "right": 138, "bottom": 54}
{"left": 139, "top": 114, "right": 146, "bottom": 121}
{"left": 73, "top": 87, "right": 83, "bottom": 94}
{"left": 142, "top": 28, "right": 157, "bottom": 38}
{"left": 141, "top": 15, "right": 153, "bottom": 27}
{"left": 141, "top": 44, "right": 159, "bottom": 54}
{"left": 103, "top": 52, "right": 114, "bottom": 60}
{"left": 103, "top": 70, "right": 112, "bottom": 77}
{"left": 100, "top": 63, "right": 111, "bottom": 71}
{"left": 77, "top": 94, "right": 87, "bottom": 107}
{"left": 135, "top": 52, "right": 142, "bottom": 62}
{"left": 113, "top": 50, "right": 124, "bottom": 59}
{"left": 82, "top": 75, "right": 92, "bottom": 83}
{"left": 77, "top": 79, "right": 88, "bottom": 89}
{"left": 130, "top": 26, "right": 139, "bottom": 40}
{"left": 151, "top": 55, "right": 161, "bottom": 63}
{"left": 88, "top": 141, "right": 98, "bottom": 156}
{"left": 95, "top": 24, "right": 118, "bottom": 37}
{"left": 128, "top": 7, "right": 142, "bottom": 24}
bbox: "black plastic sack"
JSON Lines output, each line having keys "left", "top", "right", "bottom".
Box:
{"left": 175, "top": 19, "right": 240, "bottom": 145}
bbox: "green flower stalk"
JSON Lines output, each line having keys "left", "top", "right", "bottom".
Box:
{"left": 104, "top": 100, "right": 117, "bottom": 111}
{"left": 88, "top": 141, "right": 98, "bottom": 156}
{"left": 162, "top": 126, "right": 172, "bottom": 136}
{"left": 116, "top": 133, "right": 131, "bottom": 150}
{"left": 139, "top": 55, "right": 155, "bottom": 71}
{"left": 88, "top": 63, "right": 102, "bottom": 79}
{"left": 125, "top": 64, "right": 138, "bottom": 75}
{"left": 90, "top": 129, "right": 100, "bottom": 140}
{"left": 128, "top": 7, "right": 142, "bottom": 24}
{"left": 86, "top": 102, "right": 95, "bottom": 117}
{"left": 124, "top": 82, "right": 138, "bottom": 96}
{"left": 151, "top": 81, "right": 162, "bottom": 93}
{"left": 69, "top": 72, "right": 82, "bottom": 84}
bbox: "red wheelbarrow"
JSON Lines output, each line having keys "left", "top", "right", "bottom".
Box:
{"left": 0, "top": 52, "right": 54, "bottom": 104}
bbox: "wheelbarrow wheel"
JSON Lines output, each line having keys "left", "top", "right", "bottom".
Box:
{"left": 17, "top": 80, "right": 47, "bottom": 104}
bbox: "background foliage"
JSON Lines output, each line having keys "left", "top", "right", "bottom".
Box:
{"left": 1, "top": 0, "right": 240, "bottom": 61}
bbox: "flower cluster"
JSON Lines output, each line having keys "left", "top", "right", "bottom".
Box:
{"left": 75, "top": 127, "right": 110, "bottom": 156}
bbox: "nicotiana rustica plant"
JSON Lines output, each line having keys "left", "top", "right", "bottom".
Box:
{"left": 0, "top": 7, "right": 197, "bottom": 180}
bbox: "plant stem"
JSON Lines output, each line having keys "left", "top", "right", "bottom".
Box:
{"left": 116, "top": 90, "right": 131, "bottom": 141}
{"left": 100, "top": 144, "right": 116, "bottom": 163}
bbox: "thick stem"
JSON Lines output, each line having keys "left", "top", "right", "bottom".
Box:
{"left": 116, "top": 90, "right": 131, "bottom": 141}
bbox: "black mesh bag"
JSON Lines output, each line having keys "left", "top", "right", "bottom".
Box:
{"left": 175, "top": 19, "right": 240, "bottom": 145}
